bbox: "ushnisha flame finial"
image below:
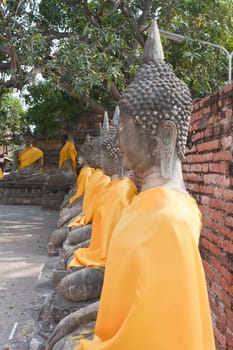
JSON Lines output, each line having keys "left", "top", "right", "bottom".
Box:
{"left": 119, "top": 19, "right": 192, "bottom": 160}
{"left": 103, "top": 111, "right": 110, "bottom": 132}
{"left": 143, "top": 19, "right": 164, "bottom": 63}
{"left": 112, "top": 105, "right": 120, "bottom": 128}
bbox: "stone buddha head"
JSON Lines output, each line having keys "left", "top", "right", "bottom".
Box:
{"left": 118, "top": 21, "right": 192, "bottom": 180}
{"left": 77, "top": 134, "right": 93, "bottom": 167}
{"left": 60, "top": 133, "right": 68, "bottom": 147}
{"left": 23, "top": 129, "right": 34, "bottom": 147}
{"left": 100, "top": 107, "right": 125, "bottom": 177}
{"left": 85, "top": 138, "right": 101, "bottom": 169}
{"left": 100, "top": 133, "right": 123, "bottom": 177}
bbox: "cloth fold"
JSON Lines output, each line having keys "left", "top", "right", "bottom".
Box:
{"left": 79, "top": 187, "right": 216, "bottom": 350}
{"left": 68, "top": 169, "right": 111, "bottom": 229}
{"left": 69, "top": 167, "right": 95, "bottom": 205}
{"left": 18, "top": 145, "right": 44, "bottom": 170}
{"left": 59, "top": 140, "right": 77, "bottom": 172}
{"left": 68, "top": 178, "right": 137, "bottom": 268}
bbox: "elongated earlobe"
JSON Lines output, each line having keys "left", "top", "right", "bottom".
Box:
{"left": 159, "top": 121, "right": 177, "bottom": 179}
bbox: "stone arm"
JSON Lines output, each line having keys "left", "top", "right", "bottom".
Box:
{"left": 46, "top": 301, "right": 99, "bottom": 350}
{"left": 63, "top": 239, "right": 90, "bottom": 266}
{"left": 67, "top": 224, "right": 92, "bottom": 245}
{"left": 56, "top": 201, "right": 83, "bottom": 229}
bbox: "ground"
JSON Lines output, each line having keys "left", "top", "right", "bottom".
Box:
{"left": 0, "top": 204, "right": 58, "bottom": 348}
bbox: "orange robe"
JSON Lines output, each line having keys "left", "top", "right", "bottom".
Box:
{"left": 68, "top": 169, "right": 111, "bottom": 228}
{"left": 68, "top": 178, "right": 137, "bottom": 268}
{"left": 18, "top": 145, "right": 44, "bottom": 170}
{"left": 59, "top": 140, "right": 77, "bottom": 172}
{"left": 69, "top": 167, "right": 95, "bottom": 205}
{"left": 80, "top": 187, "right": 216, "bottom": 350}
{"left": 0, "top": 168, "right": 3, "bottom": 179}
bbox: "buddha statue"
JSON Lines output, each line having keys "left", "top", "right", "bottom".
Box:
{"left": 67, "top": 20, "right": 215, "bottom": 350}
{"left": 4, "top": 129, "right": 44, "bottom": 181}
{"left": 59, "top": 124, "right": 137, "bottom": 298}
{"left": 61, "top": 135, "right": 93, "bottom": 210}
{"left": 62, "top": 116, "right": 114, "bottom": 249}
{"left": 57, "top": 136, "right": 96, "bottom": 229}
{"left": 49, "top": 134, "right": 109, "bottom": 250}
{"left": 46, "top": 117, "right": 137, "bottom": 350}
{"left": 58, "top": 134, "right": 77, "bottom": 173}
{"left": 44, "top": 133, "right": 78, "bottom": 187}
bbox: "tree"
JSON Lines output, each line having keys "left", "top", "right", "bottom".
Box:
{"left": 0, "top": 0, "right": 41, "bottom": 89}
{"left": 0, "top": 90, "right": 26, "bottom": 146}
{"left": 23, "top": 81, "right": 87, "bottom": 139}
{"left": 161, "top": 0, "right": 233, "bottom": 96}
{"left": 1, "top": 0, "right": 232, "bottom": 116}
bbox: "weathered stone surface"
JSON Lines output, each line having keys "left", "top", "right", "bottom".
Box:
{"left": 46, "top": 302, "right": 98, "bottom": 350}
{"left": 41, "top": 184, "right": 71, "bottom": 210}
{"left": 37, "top": 288, "right": 97, "bottom": 341}
{"left": 0, "top": 181, "right": 71, "bottom": 209}
{"left": 0, "top": 181, "right": 45, "bottom": 205}
{"left": 66, "top": 225, "right": 92, "bottom": 245}
{"left": 52, "top": 270, "right": 73, "bottom": 288}
{"left": 35, "top": 257, "right": 60, "bottom": 293}
{"left": 50, "top": 228, "right": 69, "bottom": 248}
{"left": 59, "top": 267, "right": 104, "bottom": 302}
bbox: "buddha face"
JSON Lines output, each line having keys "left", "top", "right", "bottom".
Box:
{"left": 118, "top": 113, "right": 158, "bottom": 173}
{"left": 100, "top": 147, "right": 116, "bottom": 177}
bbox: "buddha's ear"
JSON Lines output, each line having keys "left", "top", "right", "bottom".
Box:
{"left": 159, "top": 120, "right": 177, "bottom": 179}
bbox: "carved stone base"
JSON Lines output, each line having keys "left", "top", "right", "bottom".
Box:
{"left": 50, "top": 321, "right": 96, "bottom": 350}
{"left": 0, "top": 180, "right": 71, "bottom": 209}
{"left": 0, "top": 181, "right": 45, "bottom": 205}
{"left": 41, "top": 184, "right": 71, "bottom": 210}
{"left": 38, "top": 288, "right": 98, "bottom": 340}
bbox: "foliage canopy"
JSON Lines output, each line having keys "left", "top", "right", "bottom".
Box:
{"left": 23, "top": 81, "right": 86, "bottom": 139}
{"left": 0, "top": 90, "right": 26, "bottom": 146}
{"left": 1, "top": 0, "right": 233, "bottom": 121}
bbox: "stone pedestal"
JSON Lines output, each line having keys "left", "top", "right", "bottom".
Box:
{"left": 41, "top": 184, "right": 70, "bottom": 210}
{"left": 0, "top": 181, "right": 44, "bottom": 205}
{"left": 0, "top": 180, "right": 71, "bottom": 209}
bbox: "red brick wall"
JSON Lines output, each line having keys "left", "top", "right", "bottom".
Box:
{"left": 183, "top": 84, "right": 233, "bottom": 350}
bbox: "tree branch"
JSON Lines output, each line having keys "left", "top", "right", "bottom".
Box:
{"left": 59, "top": 77, "right": 110, "bottom": 116}
{"left": 14, "top": 0, "right": 26, "bottom": 18}
{"left": 97, "top": 0, "right": 111, "bottom": 16}
{"left": 0, "top": 77, "right": 29, "bottom": 90}
{"left": 110, "top": 82, "right": 121, "bottom": 100}
{"left": 5, "top": 27, "right": 20, "bottom": 72}
{"left": 83, "top": 0, "right": 102, "bottom": 28}
{"left": 138, "top": 0, "right": 152, "bottom": 27}
{"left": 0, "top": 62, "right": 12, "bottom": 70}
{"left": 78, "top": 95, "right": 110, "bottom": 115}
{"left": 104, "top": 1, "right": 121, "bottom": 16}
{"left": 119, "top": 0, "right": 146, "bottom": 47}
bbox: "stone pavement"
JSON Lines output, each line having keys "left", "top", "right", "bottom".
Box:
{"left": 0, "top": 205, "right": 58, "bottom": 349}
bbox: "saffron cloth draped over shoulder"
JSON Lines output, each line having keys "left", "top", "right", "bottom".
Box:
{"left": 68, "top": 177, "right": 137, "bottom": 268}
{"left": 69, "top": 166, "right": 95, "bottom": 205}
{"left": 18, "top": 145, "right": 44, "bottom": 169}
{"left": 68, "top": 169, "right": 111, "bottom": 228}
{"left": 79, "top": 187, "right": 216, "bottom": 350}
{"left": 59, "top": 140, "right": 78, "bottom": 172}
